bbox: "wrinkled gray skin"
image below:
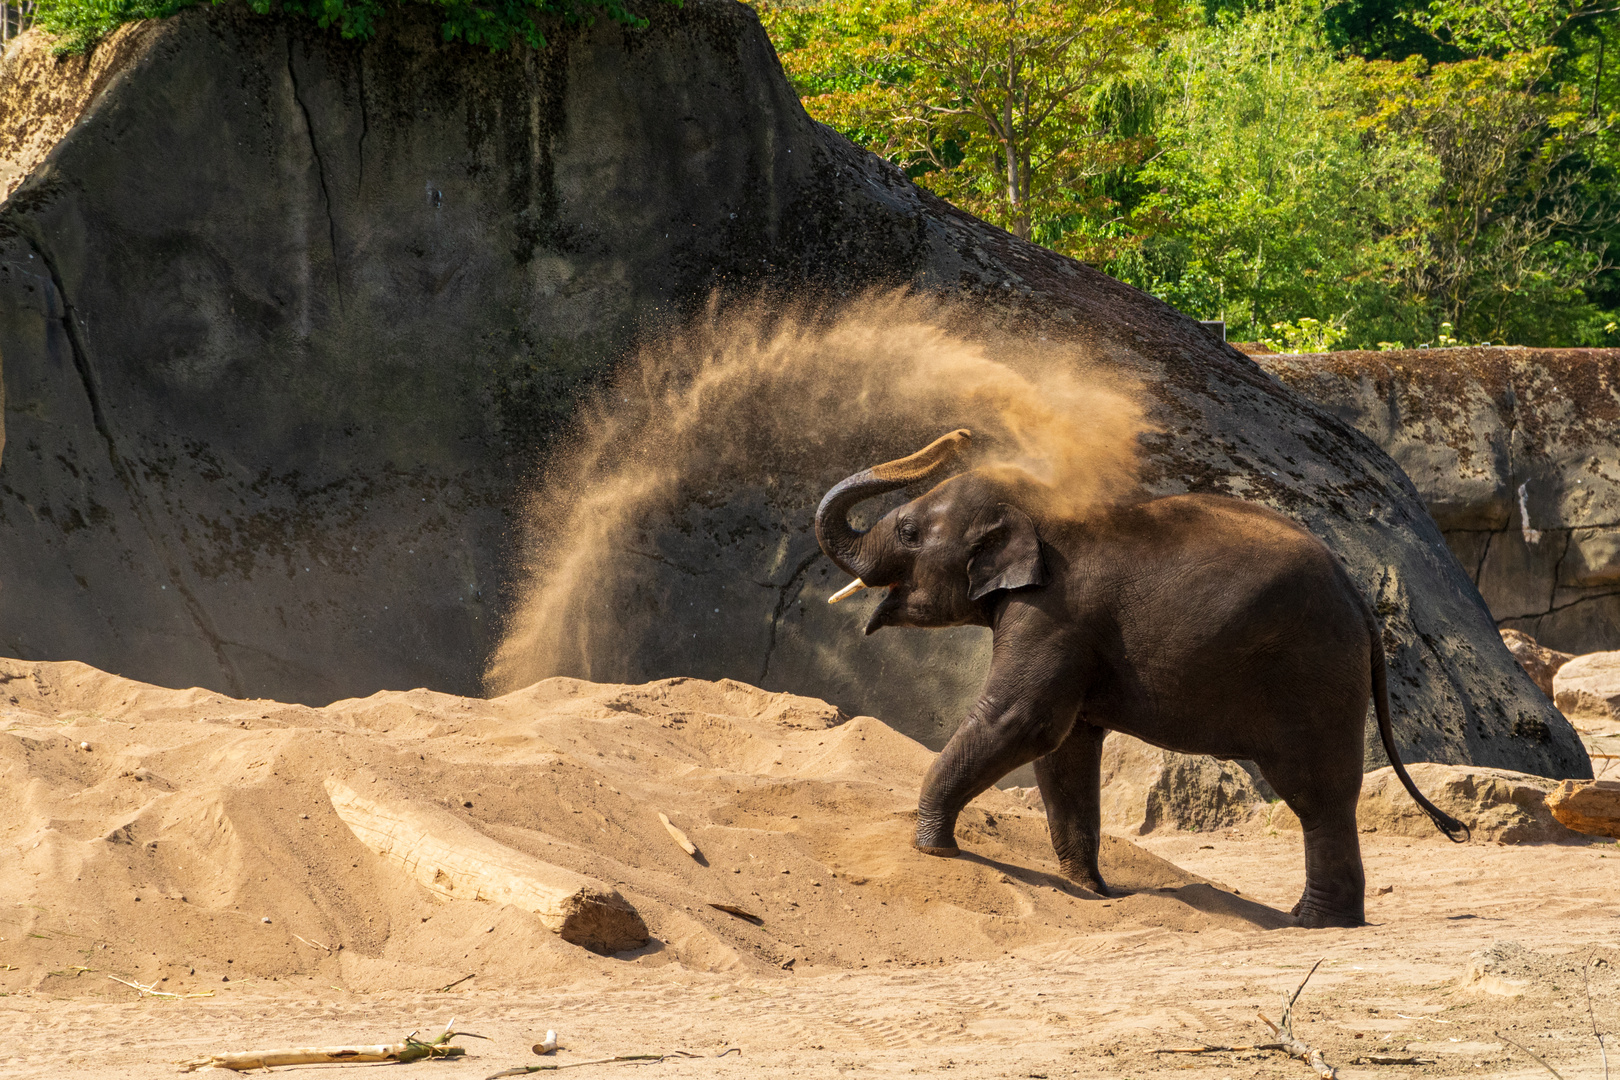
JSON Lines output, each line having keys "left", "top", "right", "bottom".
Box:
{"left": 816, "top": 431, "right": 1467, "bottom": 929}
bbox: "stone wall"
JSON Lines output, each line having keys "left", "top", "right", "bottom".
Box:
{"left": 1261, "top": 349, "right": 1620, "bottom": 656}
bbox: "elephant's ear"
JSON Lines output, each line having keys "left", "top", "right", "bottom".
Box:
{"left": 965, "top": 504, "right": 1046, "bottom": 602}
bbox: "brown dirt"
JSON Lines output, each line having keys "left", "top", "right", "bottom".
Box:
{"left": 1, "top": 659, "right": 1616, "bottom": 1078}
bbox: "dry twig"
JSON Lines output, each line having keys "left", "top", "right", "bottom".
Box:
{"left": 1585, "top": 951, "right": 1611, "bottom": 1080}
{"left": 486, "top": 1048, "right": 739, "bottom": 1077}
{"left": 106, "top": 974, "right": 214, "bottom": 999}
{"left": 1151, "top": 958, "right": 1335, "bottom": 1078}
{"left": 1497, "top": 1029, "right": 1566, "bottom": 1080}
{"left": 436, "top": 973, "right": 476, "bottom": 993}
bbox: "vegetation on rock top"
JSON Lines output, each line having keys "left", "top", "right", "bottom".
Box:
{"left": 32, "top": 0, "right": 669, "bottom": 55}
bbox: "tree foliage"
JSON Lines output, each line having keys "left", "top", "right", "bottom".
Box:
{"left": 761, "top": 0, "right": 1185, "bottom": 259}
{"left": 761, "top": 0, "right": 1620, "bottom": 347}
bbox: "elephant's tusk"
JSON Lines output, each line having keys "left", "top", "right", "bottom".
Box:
{"left": 827, "top": 578, "right": 868, "bottom": 604}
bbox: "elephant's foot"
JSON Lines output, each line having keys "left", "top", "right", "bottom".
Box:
{"left": 1059, "top": 863, "right": 1114, "bottom": 897}
{"left": 1291, "top": 891, "right": 1364, "bottom": 928}
{"left": 915, "top": 813, "right": 960, "bottom": 857}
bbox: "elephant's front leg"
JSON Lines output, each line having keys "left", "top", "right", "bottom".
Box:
{"left": 915, "top": 654, "right": 1079, "bottom": 856}
{"left": 1033, "top": 721, "right": 1111, "bottom": 895}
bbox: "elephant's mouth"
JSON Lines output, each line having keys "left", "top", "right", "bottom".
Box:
{"left": 864, "top": 586, "right": 906, "bottom": 635}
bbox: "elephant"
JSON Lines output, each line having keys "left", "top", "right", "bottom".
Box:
{"left": 814, "top": 429, "right": 1467, "bottom": 928}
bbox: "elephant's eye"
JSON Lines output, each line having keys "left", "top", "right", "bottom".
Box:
{"left": 898, "top": 519, "right": 920, "bottom": 546}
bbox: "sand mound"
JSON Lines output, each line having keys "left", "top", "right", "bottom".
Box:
{"left": 0, "top": 659, "right": 1293, "bottom": 998}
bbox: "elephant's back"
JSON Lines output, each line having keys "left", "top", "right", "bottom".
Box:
{"left": 1079, "top": 494, "right": 1376, "bottom": 753}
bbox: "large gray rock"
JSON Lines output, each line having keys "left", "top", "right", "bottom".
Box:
{"left": 1260, "top": 349, "right": 1620, "bottom": 658}
{"left": 0, "top": 3, "right": 1587, "bottom": 778}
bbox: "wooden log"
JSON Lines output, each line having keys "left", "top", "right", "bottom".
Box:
{"left": 325, "top": 779, "right": 648, "bottom": 953}
{"left": 1545, "top": 780, "right": 1620, "bottom": 839}
{"left": 182, "top": 1040, "right": 464, "bottom": 1071}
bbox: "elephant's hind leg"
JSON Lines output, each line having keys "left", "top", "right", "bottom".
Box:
{"left": 1257, "top": 758, "right": 1366, "bottom": 928}
{"left": 1034, "top": 722, "right": 1112, "bottom": 896}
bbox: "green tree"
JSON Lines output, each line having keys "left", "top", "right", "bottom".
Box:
{"left": 759, "top": 0, "right": 1185, "bottom": 259}
{"left": 1108, "top": 2, "right": 1439, "bottom": 344}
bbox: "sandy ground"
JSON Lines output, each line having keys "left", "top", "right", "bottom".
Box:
{"left": 1, "top": 659, "right": 1615, "bottom": 1079}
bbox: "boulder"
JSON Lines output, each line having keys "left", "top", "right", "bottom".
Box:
{"left": 1500, "top": 628, "right": 1574, "bottom": 699}
{"left": 0, "top": 3, "right": 1586, "bottom": 779}
{"left": 1263, "top": 762, "right": 1585, "bottom": 843}
{"left": 1097, "top": 734, "right": 1270, "bottom": 834}
{"left": 1545, "top": 779, "right": 1620, "bottom": 838}
{"left": 1259, "top": 349, "right": 1620, "bottom": 658}
{"left": 1552, "top": 652, "right": 1620, "bottom": 727}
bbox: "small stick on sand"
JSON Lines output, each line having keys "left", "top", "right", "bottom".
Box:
{"left": 106, "top": 974, "right": 215, "bottom": 999}
{"left": 1153, "top": 960, "right": 1334, "bottom": 1078}
{"left": 291, "top": 934, "right": 330, "bottom": 952}
{"left": 658, "top": 813, "right": 699, "bottom": 858}
{"left": 1355, "top": 1055, "right": 1437, "bottom": 1065}
{"left": 708, "top": 901, "right": 762, "bottom": 923}
{"left": 1497, "top": 1029, "right": 1566, "bottom": 1080}
{"left": 533, "top": 1030, "right": 558, "bottom": 1055}
{"left": 1583, "top": 952, "right": 1610, "bottom": 1080}
{"left": 486, "top": 1048, "right": 739, "bottom": 1078}
{"left": 436, "top": 973, "right": 476, "bottom": 993}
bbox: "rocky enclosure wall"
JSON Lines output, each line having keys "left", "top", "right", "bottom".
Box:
{"left": 0, "top": 2, "right": 1588, "bottom": 778}
{"left": 1262, "top": 349, "right": 1620, "bottom": 657}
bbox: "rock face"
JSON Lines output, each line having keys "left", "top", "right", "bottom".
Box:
{"left": 1552, "top": 651, "right": 1620, "bottom": 726}
{"left": 1500, "top": 629, "right": 1575, "bottom": 699}
{"left": 1095, "top": 734, "right": 1272, "bottom": 834}
{"left": 0, "top": 3, "right": 1586, "bottom": 777}
{"left": 1260, "top": 349, "right": 1620, "bottom": 658}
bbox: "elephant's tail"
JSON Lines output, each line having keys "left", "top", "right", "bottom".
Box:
{"left": 1371, "top": 628, "right": 1471, "bottom": 843}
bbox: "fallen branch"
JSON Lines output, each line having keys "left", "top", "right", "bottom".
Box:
{"left": 1256, "top": 957, "right": 1338, "bottom": 1079}
{"left": 106, "top": 974, "right": 214, "bottom": 999}
{"left": 1354, "top": 1055, "right": 1437, "bottom": 1065}
{"left": 1497, "top": 1030, "right": 1566, "bottom": 1080}
{"left": 485, "top": 1048, "right": 739, "bottom": 1078}
{"left": 533, "top": 1030, "right": 558, "bottom": 1055}
{"left": 179, "top": 1028, "right": 482, "bottom": 1071}
{"left": 1152, "top": 960, "right": 1339, "bottom": 1077}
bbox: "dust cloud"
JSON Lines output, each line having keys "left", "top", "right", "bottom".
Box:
{"left": 486, "top": 290, "right": 1151, "bottom": 695}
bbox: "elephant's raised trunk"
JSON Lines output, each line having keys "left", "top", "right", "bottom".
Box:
{"left": 814, "top": 429, "right": 973, "bottom": 582}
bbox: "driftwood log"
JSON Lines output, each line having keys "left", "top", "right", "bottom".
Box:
{"left": 181, "top": 1031, "right": 470, "bottom": 1071}
{"left": 325, "top": 778, "right": 647, "bottom": 953}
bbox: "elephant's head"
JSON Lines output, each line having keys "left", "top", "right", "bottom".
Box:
{"left": 815, "top": 430, "right": 1047, "bottom": 634}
